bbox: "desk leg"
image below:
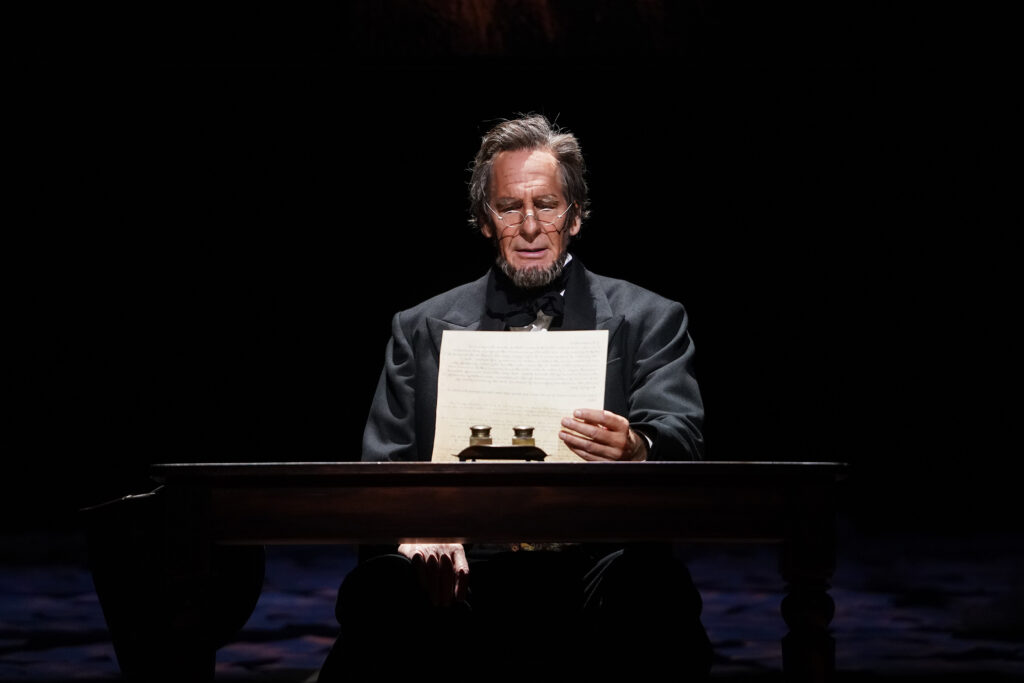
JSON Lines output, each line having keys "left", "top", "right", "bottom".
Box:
{"left": 84, "top": 487, "right": 265, "bottom": 682}
{"left": 779, "top": 525, "right": 836, "bottom": 682}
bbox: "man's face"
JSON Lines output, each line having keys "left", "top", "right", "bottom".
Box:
{"left": 482, "top": 148, "right": 581, "bottom": 283}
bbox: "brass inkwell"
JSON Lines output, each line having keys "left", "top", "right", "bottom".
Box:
{"left": 456, "top": 425, "right": 548, "bottom": 461}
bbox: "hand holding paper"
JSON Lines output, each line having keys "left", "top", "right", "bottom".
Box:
{"left": 559, "top": 408, "right": 649, "bottom": 461}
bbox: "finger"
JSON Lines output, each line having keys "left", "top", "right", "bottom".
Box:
{"left": 437, "top": 553, "right": 455, "bottom": 607}
{"left": 561, "top": 416, "right": 599, "bottom": 440}
{"left": 453, "top": 546, "right": 470, "bottom": 602}
{"left": 561, "top": 412, "right": 629, "bottom": 451}
{"left": 452, "top": 546, "right": 470, "bottom": 576}
{"left": 559, "top": 428, "right": 625, "bottom": 461}
{"left": 455, "top": 569, "right": 469, "bottom": 602}
{"left": 569, "top": 408, "right": 605, "bottom": 425}
{"left": 560, "top": 417, "right": 629, "bottom": 450}
{"left": 570, "top": 409, "right": 630, "bottom": 432}
{"left": 563, "top": 412, "right": 630, "bottom": 448}
{"left": 418, "top": 553, "right": 439, "bottom": 606}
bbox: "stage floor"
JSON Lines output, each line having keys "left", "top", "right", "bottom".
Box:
{"left": 1, "top": 514, "right": 1021, "bottom": 681}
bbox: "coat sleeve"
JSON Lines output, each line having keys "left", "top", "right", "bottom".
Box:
{"left": 361, "top": 311, "right": 421, "bottom": 462}
{"left": 626, "top": 300, "right": 705, "bottom": 461}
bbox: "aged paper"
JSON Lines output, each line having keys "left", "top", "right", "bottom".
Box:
{"left": 431, "top": 330, "right": 608, "bottom": 462}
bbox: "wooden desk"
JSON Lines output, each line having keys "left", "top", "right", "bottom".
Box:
{"left": 147, "top": 460, "right": 846, "bottom": 681}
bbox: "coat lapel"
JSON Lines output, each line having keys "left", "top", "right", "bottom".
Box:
{"left": 425, "top": 272, "right": 495, "bottom": 355}
{"left": 557, "top": 257, "right": 623, "bottom": 345}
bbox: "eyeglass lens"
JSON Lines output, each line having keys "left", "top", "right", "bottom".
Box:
{"left": 500, "top": 209, "right": 558, "bottom": 227}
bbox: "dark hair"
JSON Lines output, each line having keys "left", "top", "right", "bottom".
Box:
{"left": 468, "top": 114, "right": 591, "bottom": 234}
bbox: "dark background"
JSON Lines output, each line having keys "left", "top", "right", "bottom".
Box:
{"left": 7, "top": 3, "right": 1014, "bottom": 537}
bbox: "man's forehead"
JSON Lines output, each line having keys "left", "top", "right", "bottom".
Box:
{"left": 491, "top": 148, "right": 563, "bottom": 194}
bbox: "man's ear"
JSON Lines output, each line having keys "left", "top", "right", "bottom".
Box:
{"left": 568, "top": 204, "right": 582, "bottom": 237}
{"left": 480, "top": 221, "right": 495, "bottom": 239}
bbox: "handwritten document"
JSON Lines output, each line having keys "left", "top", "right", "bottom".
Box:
{"left": 432, "top": 330, "right": 608, "bottom": 462}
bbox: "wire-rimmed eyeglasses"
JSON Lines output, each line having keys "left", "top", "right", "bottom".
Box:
{"left": 485, "top": 202, "right": 573, "bottom": 232}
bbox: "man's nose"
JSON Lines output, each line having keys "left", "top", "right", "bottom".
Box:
{"left": 518, "top": 212, "right": 543, "bottom": 238}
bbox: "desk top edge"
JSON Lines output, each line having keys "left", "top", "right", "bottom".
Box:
{"left": 150, "top": 461, "right": 849, "bottom": 484}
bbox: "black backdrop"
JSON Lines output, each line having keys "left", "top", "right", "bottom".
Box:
{"left": 8, "top": 4, "right": 1014, "bottom": 536}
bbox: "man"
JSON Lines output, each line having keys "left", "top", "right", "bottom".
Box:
{"left": 319, "top": 114, "right": 711, "bottom": 679}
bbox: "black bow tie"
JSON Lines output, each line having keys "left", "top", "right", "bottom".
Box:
{"left": 502, "top": 289, "right": 564, "bottom": 328}
{"left": 485, "top": 265, "right": 570, "bottom": 328}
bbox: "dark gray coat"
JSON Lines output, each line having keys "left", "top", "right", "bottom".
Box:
{"left": 362, "top": 262, "right": 704, "bottom": 462}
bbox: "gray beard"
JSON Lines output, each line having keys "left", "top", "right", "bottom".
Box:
{"left": 496, "top": 250, "right": 569, "bottom": 290}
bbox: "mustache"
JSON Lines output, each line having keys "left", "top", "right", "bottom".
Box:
{"left": 497, "top": 224, "right": 569, "bottom": 241}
